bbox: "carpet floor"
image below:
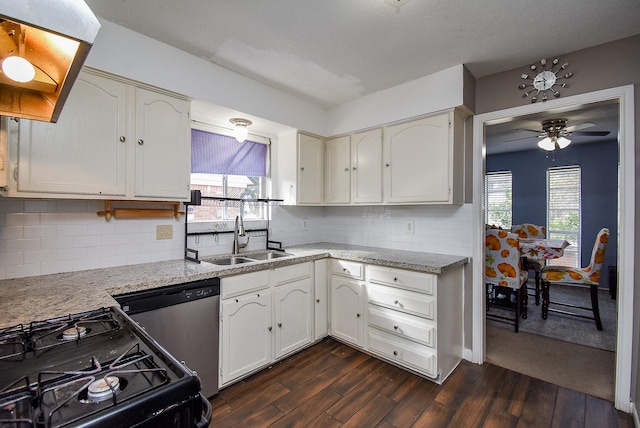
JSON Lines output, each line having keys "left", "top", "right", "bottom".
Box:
{"left": 486, "top": 284, "right": 617, "bottom": 401}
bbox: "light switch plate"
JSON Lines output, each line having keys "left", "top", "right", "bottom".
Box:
{"left": 156, "top": 225, "right": 173, "bottom": 240}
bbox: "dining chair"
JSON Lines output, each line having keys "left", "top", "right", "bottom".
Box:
{"left": 511, "top": 223, "right": 546, "bottom": 306}
{"left": 540, "top": 228, "right": 609, "bottom": 330}
{"left": 485, "top": 229, "right": 529, "bottom": 332}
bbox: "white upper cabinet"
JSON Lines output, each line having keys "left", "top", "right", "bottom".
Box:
{"left": 134, "top": 87, "right": 191, "bottom": 199}
{"left": 352, "top": 128, "right": 383, "bottom": 204}
{"left": 297, "top": 132, "right": 324, "bottom": 205}
{"left": 384, "top": 111, "right": 464, "bottom": 204}
{"left": 1, "top": 68, "right": 191, "bottom": 201}
{"left": 324, "top": 135, "right": 351, "bottom": 204}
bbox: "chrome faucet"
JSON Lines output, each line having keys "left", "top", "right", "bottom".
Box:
{"left": 232, "top": 215, "right": 248, "bottom": 254}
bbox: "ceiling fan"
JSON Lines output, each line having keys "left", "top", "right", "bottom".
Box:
{"left": 509, "top": 118, "right": 611, "bottom": 151}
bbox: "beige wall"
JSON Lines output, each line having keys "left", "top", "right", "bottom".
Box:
{"left": 475, "top": 34, "right": 640, "bottom": 406}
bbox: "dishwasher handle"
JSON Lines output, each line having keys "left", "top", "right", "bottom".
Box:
{"left": 116, "top": 277, "right": 220, "bottom": 315}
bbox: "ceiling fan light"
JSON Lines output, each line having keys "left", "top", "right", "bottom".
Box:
{"left": 556, "top": 136, "right": 571, "bottom": 149}
{"left": 538, "top": 137, "right": 555, "bottom": 151}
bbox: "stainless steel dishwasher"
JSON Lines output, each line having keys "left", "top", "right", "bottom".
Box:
{"left": 116, "top": 277, "right": 220, "bottom": 398}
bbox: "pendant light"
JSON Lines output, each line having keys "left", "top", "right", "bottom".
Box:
{"left": 229, "top": 118, "right": 252, "bottom": 143}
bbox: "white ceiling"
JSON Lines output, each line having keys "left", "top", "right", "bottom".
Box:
{"left": 84, "top": 0, "right": 640, "bottom": 110}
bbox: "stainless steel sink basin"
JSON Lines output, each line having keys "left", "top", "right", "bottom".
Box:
{"left": 206, "top": 256, "right": 256, "bottom": 265}
{"left": 247, "top": 252, "right": 293, "bottom": 261}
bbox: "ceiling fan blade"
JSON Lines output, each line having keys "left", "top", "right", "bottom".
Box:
{"left": 565, "top": 121, "right": 596, "bottom": 132}
{"left": 572, "top": 130, "right": 611, "bottom": 136}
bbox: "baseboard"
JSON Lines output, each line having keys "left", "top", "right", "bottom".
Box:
{"left": 462, "top": 346, "right": 474, "bottom": 363}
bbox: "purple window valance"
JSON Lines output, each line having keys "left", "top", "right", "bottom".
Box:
{"left": 191, "top": 129, "right": 267, "bottom": 176}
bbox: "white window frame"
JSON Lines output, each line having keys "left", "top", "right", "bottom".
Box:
{"left": 547, "top": 166, "right": 581, "bottom": 267}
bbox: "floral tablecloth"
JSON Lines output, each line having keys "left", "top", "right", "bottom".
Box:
{"left": 519, "top": 238, "right": 570, "bottom": 260}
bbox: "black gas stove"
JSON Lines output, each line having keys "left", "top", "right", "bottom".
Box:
{"left": 0, "top": 307, "right": 211, "bottom": 428}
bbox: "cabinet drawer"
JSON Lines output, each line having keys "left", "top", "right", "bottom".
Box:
{"left": 367, "top": 283, "right": 435, "bottom": 320}
{"left": 274, "top": 262, "right": 312, "bottom": 286}
{"left": 331, "top": 259, "right": 364, "bottom": 280}
{"left": 368, "top": 305, "right": 436, "bottom": 348}
{"left": 368, "top": 328, "right": 437, "bottom": 378}
{"left": 368, "top": 265, "right": 435, "bottom": 295}
{"left": 221, "top": 270, "right": 271, "bottom": 299}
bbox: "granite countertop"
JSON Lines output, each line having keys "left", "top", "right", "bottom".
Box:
{"left": 0, "top": 242, "right": 468, "bottom": 329}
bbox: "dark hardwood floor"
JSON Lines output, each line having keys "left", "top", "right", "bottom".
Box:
{"left": 210, "top": 338, "right": 634, "bottom": 427}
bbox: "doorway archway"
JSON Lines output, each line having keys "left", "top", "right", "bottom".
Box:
{"left": 471, "top": 85, "right": 635, "bottom": 411}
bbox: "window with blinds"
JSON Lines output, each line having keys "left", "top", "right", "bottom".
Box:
{"left": 485, "top": 171, "right": 512, "bottom": 229}
{"left": 547, "top": 166, "right": 581, "bottom": 267}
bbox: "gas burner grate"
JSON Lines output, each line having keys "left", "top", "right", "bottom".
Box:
{"left": 0, "top": 324, "right": 28, "bottom": 361}
{"left": 28, "top": 308, "right": 121, "bottom": 353}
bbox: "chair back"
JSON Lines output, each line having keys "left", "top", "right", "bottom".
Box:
{"left": 511, "top": 224, "right": 546, "bottom": 239}
{"left": 583, "top": 228, "right": 610, "bottom": 282}
{"left": 485, "top": 229, "right": 526, "bottom": 289}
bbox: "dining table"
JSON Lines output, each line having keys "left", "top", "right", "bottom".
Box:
{"left": 518, "top": 237, "right": 570, "bottom": 305}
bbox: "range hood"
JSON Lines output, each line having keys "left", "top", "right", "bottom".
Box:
{"left": 0, "top": 1, "right": 100, "bottom": 122}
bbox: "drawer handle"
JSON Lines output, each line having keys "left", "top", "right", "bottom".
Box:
{"left": 393, "top": 350, "right": 398, "bottom": 356}
{"left": 393, "top": 325, "right": 399, "bottom": 330}
{"left": 235, "top": 299, "right": 239, "bottom": 303}
{"left": 394, "top": 300, "right": 399, "bottom": 305}
{"left": 257, "top": 293, "right": 260, "bottom": 297}
{"left": 343, "top": 268, "right": 348, "bottom": 272}
{"left": 316, "top": 298, "right": 320, "bottom": 303}
{"left": 393, "top": 277, "right": 398, "bottom": 281}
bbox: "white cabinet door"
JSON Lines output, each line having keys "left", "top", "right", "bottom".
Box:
{"left": 330, "top": 276, "right": 364, "bottom": 347}
{"left": 274, "top": 278, "right": 313, "bottom": 358}
{"left": 325, "top": 135, "right": 351, "bottom": 204}
{"left": 314, "top": 259, "right": 329, "bottom": 340}
{"left": 384, "top": 113, "right": 451, "bottom": 203}
{"left": 134, "top": 88, "right": 191, "bottom": 199}
{"left": 16, "top": 71, "right": 129, "bottom": 196}
{"left": 352, "top": 128, "right": 383, "bottom": 204}
{"left": 220, "top": 291, "right": 273, "bottom": 385}
{"left": 297, "top": 132, "right": 324, "bottom": 205}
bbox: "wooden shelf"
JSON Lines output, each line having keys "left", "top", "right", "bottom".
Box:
{"left": 97, "top": 200, "right": 185, "bottom": 221}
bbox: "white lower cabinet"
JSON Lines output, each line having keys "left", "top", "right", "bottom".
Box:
{"left": 274, "top": 265, "right": 314, "bottom": 359}
{"left": 220, "top": 289, "right": 272, "bottom": 385}
{"left": 330, "top": 261, "right": 365, "bottom": 347}
{"left": 314, "top": 259, "right": 329, "bottom": 340}
{"left": 219, "top": 262, "right": 314, "bottom": 387}
{"left": 366, "top": 264, "right": 462, "bottom": 384}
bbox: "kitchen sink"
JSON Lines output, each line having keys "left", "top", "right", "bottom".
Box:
{"left": 246, "top": 251, "right": 293, "bottom": 260}
{"left": 206, "top": 256, "right": 256, "bottom": 265}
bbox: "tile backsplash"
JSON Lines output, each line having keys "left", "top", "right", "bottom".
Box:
{"left": 0, "top": 199, "right": 473, "bottom": 280}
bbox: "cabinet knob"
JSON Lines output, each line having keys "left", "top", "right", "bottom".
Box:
{"left": 316, "top": 298, "right": 320, "bottom": 303}
{"left": 268, "top": 326, "right": 272, "bottom": 331}
{"left": 394, "top": 325, "right": 399, "bottom": 330}
{"left": 385, "top": 163, "right": 390, "bottom": 167}
{"left": 393, "top": 277, "right": 398, "bottom": 281}
{"left": 300, "top": 167, "right": 305, "bottom": 171}
{"left": 344, "top": 168, "right": 349, "bottom": 172}
{"left": 119, "top": 136, "right": 126, "bottom": 142}
{"left": 352, "top": 167, "right": 356, "bottom": 171}
{"left": 138, "top": 139, "right": 144, "bottom": 145}
{"left": 394, "top": 300, "right": 399, "bottom": 305}
{"left": 356, "top": 313, "right": 361, "bottom": 318}
{"left": 278, "top": 323, "right": 282, "bottom": 328}
{"left": 393, "top": 350, "right": 398, "bottom": 356}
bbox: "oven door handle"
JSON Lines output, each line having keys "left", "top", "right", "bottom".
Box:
{"left": 197, "top": 392, "right": 213, "bottom": 428}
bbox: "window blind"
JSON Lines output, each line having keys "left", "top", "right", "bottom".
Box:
{"left": 547, "top": 166, "right": 581, "bottom": 267}
{"left": 485, "top": 171, "right": 512, "bottom": 228}
{"left": 191, "top": 129, "right": 268, "bottom": 177}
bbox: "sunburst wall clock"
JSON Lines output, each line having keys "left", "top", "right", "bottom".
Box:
{"left": 518, "top": 58, "right": 573, "bottom": 103}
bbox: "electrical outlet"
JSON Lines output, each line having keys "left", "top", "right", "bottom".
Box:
{"left": 302, "top": 218, "right": 308, "bottom": 231}
{"left": 406, "top": 220, "right": 415, "bottom": 234}
{"left": 156, "top": 225, "right": 173, "bottom": 240}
